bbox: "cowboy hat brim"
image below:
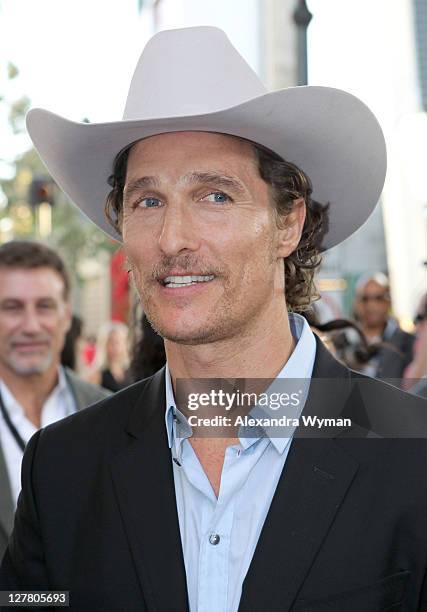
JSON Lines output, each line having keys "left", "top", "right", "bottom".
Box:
{"left": 26, "top": 84, "right": 386, "bottom": 250}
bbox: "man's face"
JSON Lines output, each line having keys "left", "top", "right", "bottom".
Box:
{"left": 355, "top": 279, "right": 390, "bottom": 328}
{"left": 122, "top": 132, "right": 297, "bottom": 345}
{"left": 0, "top": 267, "right": 71, "bottom": 376}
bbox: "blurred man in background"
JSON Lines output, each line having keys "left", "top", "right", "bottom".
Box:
{"left": 0, "top": 241, "right": 109, "bottom": 558}
{"left": 353, "top": 272, "right": 415, "bottom": 379}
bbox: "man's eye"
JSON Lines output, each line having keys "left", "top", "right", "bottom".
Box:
{"left": 136, "top": 197, "right": 162, "bottom": 208}
{"left": 202, "top": 192, "right": 230, "bottom": 204}
{"left": 38, "top": 303, "right": 55, "bottom": 310}
{"left": 1, "top": 304, "right": 19, "bottom": 312}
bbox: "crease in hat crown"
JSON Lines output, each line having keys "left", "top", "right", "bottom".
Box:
{"left": 123, "top": 26, "right": 267, "bottom": 120}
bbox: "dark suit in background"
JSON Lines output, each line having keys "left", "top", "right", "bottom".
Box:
{"left": 375, "top": 323, "right": 415, "bottom": 379}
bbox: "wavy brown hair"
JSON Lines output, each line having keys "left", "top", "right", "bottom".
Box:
{"left": 105, "top": 136, "right": 329, "bottom": 312}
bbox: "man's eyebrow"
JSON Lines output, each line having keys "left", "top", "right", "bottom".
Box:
{"left": 184, "top": 172, "right": 247, "bottom": 196}
{"left": 123, "top": 176, "right": 160, "bottom": 201}
{"left": 123, "top": 172, "right": 248, "bottom": 201}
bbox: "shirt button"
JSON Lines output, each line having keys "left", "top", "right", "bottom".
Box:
{"left": 209, "top": 533, "right": 220, "bottom": 546}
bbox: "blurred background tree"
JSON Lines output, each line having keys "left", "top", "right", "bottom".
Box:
{"left": 0, "top": 52, "right": 116, "bottom": 286}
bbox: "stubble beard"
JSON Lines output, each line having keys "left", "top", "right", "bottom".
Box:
{"left": 138, "top": 273, "right": 274, "bottom": 347}
{"left": 130, "top": 243, "right": 279, "bottom": 346}
{"left": 130, "top": 255, "right": 238, "bottom": 345}
{"left": 139, "top": 278, "right": 238, "bottom": 346}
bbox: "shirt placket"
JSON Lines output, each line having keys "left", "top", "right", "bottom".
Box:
{"left": 197, "top": 446, "right": 239, "bottom": 612}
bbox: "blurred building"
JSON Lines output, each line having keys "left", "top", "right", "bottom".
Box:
{"left": 413, "top": 0, "right": 427, "bottom": 110}
{"left": 140, "top": 0, "right": 297, "bottom": 82}
{"left": 308, "top": 0, "right": 427, "bottom": 326}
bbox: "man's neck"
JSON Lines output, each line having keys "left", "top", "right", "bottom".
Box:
{"left": 166, "top": 303, "right": 296, "bottom": 388}
{"left": 363, "top": 322, "right": 386, "bottom": 342}
{"left": 166, "top": 302, "right": 297, "bottom": 497}
{"left": 0, "top": 364, "right": 60, "bottom": 428}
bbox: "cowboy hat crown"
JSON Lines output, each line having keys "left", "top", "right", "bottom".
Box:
{"left": 26, "top": 26, "right": 387, "bottom": 248}
{"left": 124, "top": 26, "right": 266, "bottom": 120}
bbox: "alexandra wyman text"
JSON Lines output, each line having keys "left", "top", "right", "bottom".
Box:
{"left": 187, "top": 415, "right": 352, "bottom": 429}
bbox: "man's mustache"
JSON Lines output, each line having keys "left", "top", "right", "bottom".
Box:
{"left": 150, "top": 255, "right": 226, "bottom": 281}
{"left": 11, "top": 334, "right": 52, "bottom": 345}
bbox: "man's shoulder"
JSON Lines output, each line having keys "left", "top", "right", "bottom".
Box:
{"left": 347, "top": 369, "right": 427, "bottom": 438}
{"left": 350, "top": 369, "right": 424, "bottom": 403}
{"left": 64, "top": 367, "right": 111, "bottom": 407}
{"left": 40, "top": 372, "right": 162, "bottom": 447}
{"left": 20, "top": 372, "right": 165, "bottom": 505}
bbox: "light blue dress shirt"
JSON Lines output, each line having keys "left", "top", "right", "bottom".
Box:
{"left": 165, "top": 313, "right": 316, "bottom": 612}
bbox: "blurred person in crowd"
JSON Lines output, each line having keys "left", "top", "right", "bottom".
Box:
{"left": 4, "top": 27, "right": 427, "bottom": 610}
{"left": 0, "top": 241, "right": 110, "bottom": 559}
{"left": 306, "top": 309, "right": 408, "bottom": 378}
{"left": 304, "top": 309, "right": 367, "bottom": 366}
{"left": 129, "top": 312, "right": 166, "bottom": 381}
{"left": 88, "top": 321, "right": 131, "bottom": 392}
{"left": 404, "top": 293, "right": 427, "bottom": 396}
{"left": 60, "top": 314, "right": 83, "bottom": 371}
{"left": 353, "top": 272, "right": 415, "bottom": 379}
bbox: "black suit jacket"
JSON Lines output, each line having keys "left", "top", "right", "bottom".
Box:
{"left": 1, "top": 338, "right": 427, "bottom": 611}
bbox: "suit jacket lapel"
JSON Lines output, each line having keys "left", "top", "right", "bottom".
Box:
{"left": 0, "top": 442, "right": 15, "bottom": 541}
{"left": 110, "top": 368, "right": 189, "bottom": 612}
{"left": 239, "top": 339, "right": 360, "bottom": 612}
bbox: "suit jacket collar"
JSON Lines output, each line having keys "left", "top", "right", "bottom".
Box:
{"left": 112, "top": 339, "right": 360, "bottom": 612}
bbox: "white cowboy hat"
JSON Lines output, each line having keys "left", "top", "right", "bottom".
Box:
{"left": 26, "top": 26, "right": 386, "bottom": 250}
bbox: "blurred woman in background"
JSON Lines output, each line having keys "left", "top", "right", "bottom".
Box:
{"left": 88, "top": 321, "right": 131, "bottom": 392}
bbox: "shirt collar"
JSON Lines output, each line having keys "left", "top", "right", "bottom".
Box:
{"left": 56, "top": 365, "right": 70, "bottom": 395}
{"left": 165, "top": 312, "right": 317, "bottom": 454}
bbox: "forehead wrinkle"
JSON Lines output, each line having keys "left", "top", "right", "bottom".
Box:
{"left": 124, "top": 176, "right": 160, "bottom": 200}
{"left": 182, "top": 171, "right": 248, "bottom": 196}
{"left": 0, "top": 296, "right": 55, "bottom": 304}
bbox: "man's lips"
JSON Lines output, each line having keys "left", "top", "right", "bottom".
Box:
{"left": 11, "top": 341, "right": 50, "bottom": 352}
{"left": 156, "top": 273, "right": 217, "bottom": 295}
{"left": 157, "top": 271, "right": 215, "bottom": 283}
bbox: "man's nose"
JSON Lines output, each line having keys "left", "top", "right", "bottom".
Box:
{"left": 158, "top": 201, "right": 200, "bottom": 256}
{"left": 21, "top": 308, "right": 43, "bottom": 334}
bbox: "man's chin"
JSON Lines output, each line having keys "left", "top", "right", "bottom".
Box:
{"left": 149, "top": 318, "right": 228, "bottom": 346}
{"left": 158, "top": 328, "right": 216, "bottom": 346}
{"left": 8, "top": 354, "right": 54, "bottom": 376}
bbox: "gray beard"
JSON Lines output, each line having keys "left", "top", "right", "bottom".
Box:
{"left": 6, "top": 350, "right": 55, "bottom": 376}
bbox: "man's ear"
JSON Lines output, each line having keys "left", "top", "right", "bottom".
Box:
{"left": 276, "top": 198, "right": 306, "bottom": 258}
